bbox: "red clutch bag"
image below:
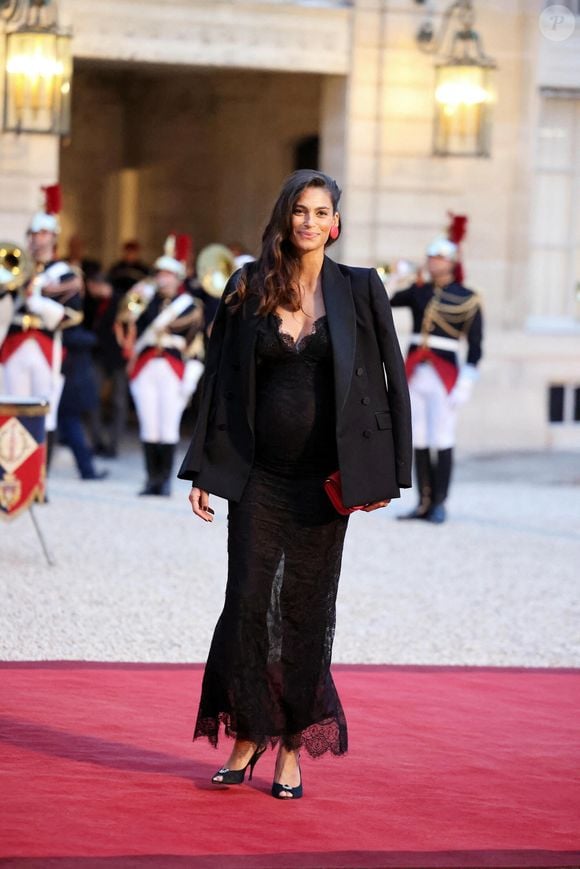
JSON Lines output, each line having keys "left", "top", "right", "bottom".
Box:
{"left": 323, "top": 471, "right": 365, "bottom": 516}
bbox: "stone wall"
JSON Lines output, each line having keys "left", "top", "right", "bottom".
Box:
{"left": 339, "top": 0, "right": 539, "bottom": 331}
{"left": 60, "top": 0, "right": 351, "bottom": 74}
{"left": 338, "top": 0, "right": 580, "bottom": 451}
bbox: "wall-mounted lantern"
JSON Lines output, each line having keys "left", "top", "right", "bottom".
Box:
{"left": 1, "top": 0, "right": 72, "bottom": 135}
{"left": 415, "top": 0, "right": 496, "bottom": 157}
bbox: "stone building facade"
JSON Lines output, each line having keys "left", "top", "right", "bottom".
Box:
{"left": 1, "top": 0, "right": 579, "bottom": 451}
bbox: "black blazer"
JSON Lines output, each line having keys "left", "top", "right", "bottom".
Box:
{"left": 178, "top": 256, "right": 412, "bottom": 507}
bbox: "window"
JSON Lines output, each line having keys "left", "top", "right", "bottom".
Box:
{"left": 548, "top": 384, "right": 580, "bottom": 423}
{"left": 528, "top": 96, "right": 580, "bottom": 330}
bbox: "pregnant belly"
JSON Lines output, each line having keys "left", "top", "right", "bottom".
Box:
{"left": 254, "top": 388, "right": 336, "bottom": 474}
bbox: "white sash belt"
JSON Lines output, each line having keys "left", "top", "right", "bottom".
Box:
{"left": 410, "top": 333, "right": 460, "bottom": 352}
{"left": 141, "top": 333, "right": 187, "bottom": 353}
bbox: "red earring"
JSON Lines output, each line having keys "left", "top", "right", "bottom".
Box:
{"left": 329, "top": 225, "right": 339, "bottom": 240}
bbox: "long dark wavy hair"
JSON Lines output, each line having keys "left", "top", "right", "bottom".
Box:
{"left": 229, "top": 169, "right": 342, "bottom": 315}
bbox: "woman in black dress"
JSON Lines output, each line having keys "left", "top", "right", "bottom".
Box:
{"left": 179, "top": 170, "right": 412, "bottom": 799}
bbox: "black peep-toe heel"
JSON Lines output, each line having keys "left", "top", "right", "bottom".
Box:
{"left": 271, "top": 758, "right": 303, "bottom": 800}
{"left": 211, "top": 743, "right": 267, "bottom": 785}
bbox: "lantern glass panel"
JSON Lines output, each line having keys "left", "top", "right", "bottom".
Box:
{"left": 434, "top": 62, "right": 495, "bottom": 157}
{"left": 3, "top": 28, "right": 72, "bottom": 135}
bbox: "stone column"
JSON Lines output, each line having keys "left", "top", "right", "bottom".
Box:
{"left": 338, "top": 0, "right": 385, "bottom": 267}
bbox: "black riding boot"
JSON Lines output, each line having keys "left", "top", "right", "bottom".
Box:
{"left": 45, "top": 430, "right": 55, "bottom": 471}
{"left": 427, "top": 448, "right": 453, "bottom": 524}
{"left": 139, "top": 442, "right": 161, "bottom": 495}
{"left": 158, "top": 444, "right": 176, "bottom": 496}
{"left": 398, "top": 448, "right": 433, "bottom": 520}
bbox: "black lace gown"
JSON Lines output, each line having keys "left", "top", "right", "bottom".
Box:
{"left": 194, "top": 313, "right": 349, "bottom": 758}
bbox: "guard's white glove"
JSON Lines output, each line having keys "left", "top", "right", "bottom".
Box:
{"left": 449, "top": 364, "right": 479, "bottom": 407}
{"left": 26, "top": 294, "right": 65, "bottom": 331}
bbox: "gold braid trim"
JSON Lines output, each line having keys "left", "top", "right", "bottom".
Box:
{"left": 170, "top": 306, "right": 203, "bottom": 334}
{"left": 422, "top": 289, "right": 481, "bottom": 341}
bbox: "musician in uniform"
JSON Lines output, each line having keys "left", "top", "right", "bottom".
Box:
{"left": 390, "top": 233, "right": 483, "bottom": 523}
{"left": 0, "top": 186, "right": 83, "bottom": 463}
{"left": 124, "top": 236, "right": 203, "bottom": 496}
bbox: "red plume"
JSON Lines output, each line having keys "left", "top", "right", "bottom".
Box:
{"left": 447, "top": 212, "right": 468, "bottom": 282}
{"left": 447, "top": 212, "right": 468, "bottom": 244}
{"left": 42, "top": 184, "right": 62, "bottom": 215}
{"left": 175, "top": 234, "right": 192, "bottom": 264}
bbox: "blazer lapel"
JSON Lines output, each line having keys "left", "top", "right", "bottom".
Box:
{"left": 322, "top": 256, "right": 356, "bottom": 416}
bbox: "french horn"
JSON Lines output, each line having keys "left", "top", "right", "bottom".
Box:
{"left": 115, "top": 278, "right": 157, "bottom": 325}
{"left": 196, "top": 244, "right": 236, "bottom": 299}
{"left": 0, "top": 242, "right": 34, "bottom": 294}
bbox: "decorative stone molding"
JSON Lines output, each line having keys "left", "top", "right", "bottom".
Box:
{"left": 61, "top": 0, "right": 351, "bottom": 74}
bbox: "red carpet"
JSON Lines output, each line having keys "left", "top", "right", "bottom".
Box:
{"left": 1, "top": 663, "right": 579, "bottom": 869}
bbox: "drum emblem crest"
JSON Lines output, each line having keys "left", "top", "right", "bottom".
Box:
{"left": 0, "top": 417, "right": 38, "bottom": 473}
{"left": 0, "top": 411, "right": 46, "bottom": 520}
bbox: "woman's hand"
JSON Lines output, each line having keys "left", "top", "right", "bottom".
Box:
{"left": 361, "top": 499, "right": 391, "bottom": 512}
{"left": 189, "top": 486, "right": 215, "bottom": 522}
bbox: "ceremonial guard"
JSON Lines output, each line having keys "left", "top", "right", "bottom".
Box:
{"left": 390, "top": 216, "right": 483, "bottom": 523}
{"left": 0, "top": 185, "right": 83, "bottom": 461}
{"left": 122, "top": 235, "right": 203, "bottom": 496}
{"left": 57, "top": 286, "right": 108, "bottom": 482}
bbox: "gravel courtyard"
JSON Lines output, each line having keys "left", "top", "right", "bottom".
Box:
{"left": 2, "top": 442, "right": 579, "bottom": 667}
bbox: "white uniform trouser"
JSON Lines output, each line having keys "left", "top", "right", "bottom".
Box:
{"left": 130, "top": 357, "right": 184, "bottom": 444}
{"left": 0, "top": 296, "right": 14, "bottom": 390}
{"left": 2, "top": 338, "right": 63, "bottom": 432}
{"left": 409, "top": 362, "right": 456, "bottom": 450}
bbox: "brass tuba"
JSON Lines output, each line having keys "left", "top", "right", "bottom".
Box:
{"left": 115, "top": 278, "right": 157, "bottom": 325}
{"left": 196, "top": 244, "right": 236, "bottom": 298}
{"left": 0, "top": 242, "right": 34, "bottom": 294}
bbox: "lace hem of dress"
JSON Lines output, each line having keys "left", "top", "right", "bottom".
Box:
{"left": 194, "top": 711, "right": 348, "bottom": 759}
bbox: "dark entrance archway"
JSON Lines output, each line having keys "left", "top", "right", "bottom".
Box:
{"left": 60, "top": 61, "right": 323, "bottom": 270}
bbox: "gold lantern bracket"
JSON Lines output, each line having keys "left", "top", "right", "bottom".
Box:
{"left": 2, "top": 0, "right": 72, "bottom": 136}
{"left": 416, "top": 0, "right": 497, "bottom": 158}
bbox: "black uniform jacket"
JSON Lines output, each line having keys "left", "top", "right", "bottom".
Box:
{"left": 390, "top": 281, "right": 483, "bottom": 370}
{"left": 59, "top": 293, "right": 99, "bottom": 416}
{"left": 177, "top": 256, "right": 412, "bottom": 508}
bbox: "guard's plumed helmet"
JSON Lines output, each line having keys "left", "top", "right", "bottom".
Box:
{"left": 426, "top": 237, "right": 458, "bottom": 261}
{"left": 29, "top": 184, "right": 61, "bottom": 235}
{"left": 154, "top": 234, "right": 191, "bottom": 280}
